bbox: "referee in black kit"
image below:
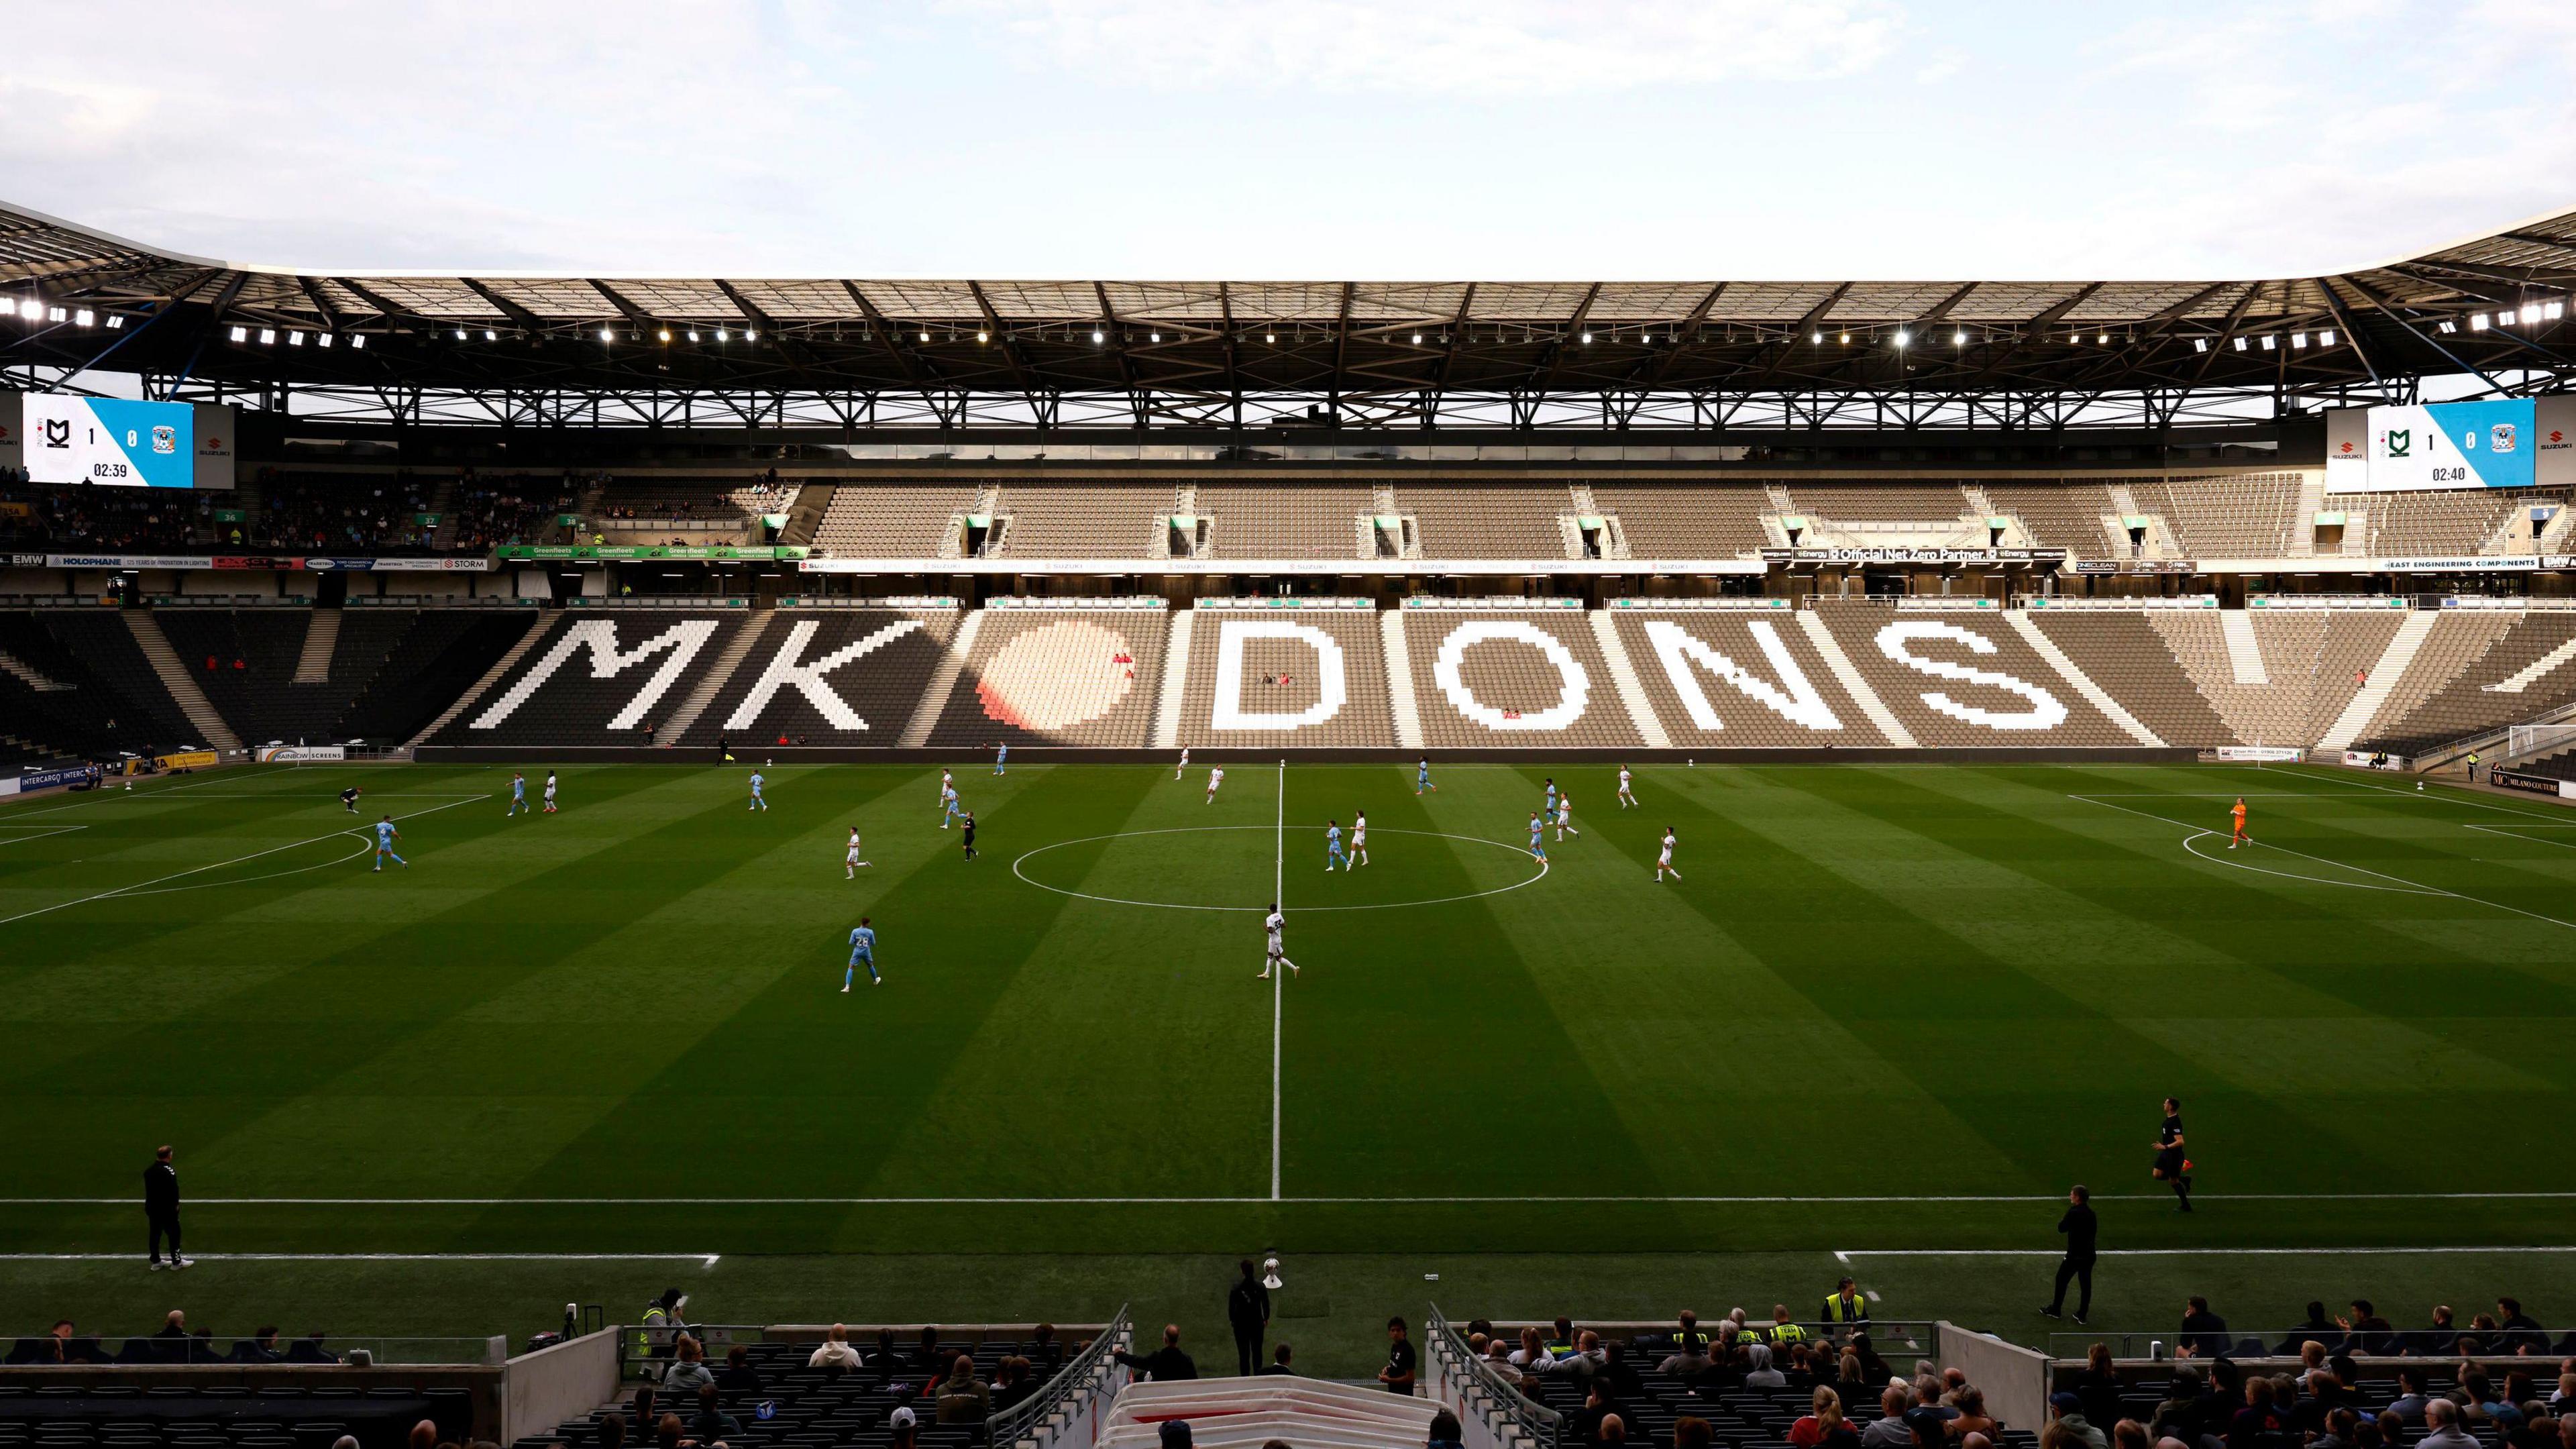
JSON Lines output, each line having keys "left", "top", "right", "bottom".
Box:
{"left": 959, "top": 809, "right": 977, "bottom": 861}
{"left": 145, "top": 1145, "right": 191, "bottom": 1271}
{"left": 2038, "top": 1184, "right": 2094, "bottom": 1324}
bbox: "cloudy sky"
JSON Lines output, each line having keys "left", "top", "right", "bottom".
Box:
{"left": 3, "top": 0, "right": 2569, "bottom": 280}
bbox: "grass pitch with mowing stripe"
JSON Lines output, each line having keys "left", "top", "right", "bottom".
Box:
{"left": 3, "top": 760, "right": 2573, "bottom": 1369}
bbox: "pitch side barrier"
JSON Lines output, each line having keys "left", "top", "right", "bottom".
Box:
{"left": 417, "top": 745, "right": 2199, "bottom": 765}
{"left": 2045, "top": 1341, "right": 2572, "bottom": 1383}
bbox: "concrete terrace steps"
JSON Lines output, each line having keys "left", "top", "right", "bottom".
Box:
{"left": 655, "top": 610, "right": 777, "bottom": 743}
{"left": 1149, "top": 607, "right": 1193, "bottom": 751}
{"left": 2220, "top": 608, "right": 2268, "bottom": 684}
{"left": 406, "top": 608, "right": 557, "bottom": 748}
{"left": 0, "top": 645, "right": 71, "bottom": 691}
{"left": 291, "top": 606, "right": 342, "bottom": 684}
{"left": 2320, "top": 610, "right": 2437, "bottom": 751}
{"left": 2004, "top": 610, "right": 2165, "bottom": 747}
{"left": 1794, "top": 610, "right": 1915, "bottom": 747}
{"left": 1099, "top": 1377, "right": 1441, "bottom": 1449}
{"left": 119, "top": 610, "right": 241, "bottom": 753}
{"left": 1589, "top": 608, "right": 1670, "bottom": 749}
{"left": 900, "top": 607, "right": 984, "bottom": 747}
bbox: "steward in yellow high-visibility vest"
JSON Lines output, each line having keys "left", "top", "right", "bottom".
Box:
{"left": 1822, "top": 1277, "right": 1870, "bottom": 1325}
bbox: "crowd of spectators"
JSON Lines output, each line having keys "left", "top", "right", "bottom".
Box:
{"left": 2169, "top": 1296, "right": 2571, "bottom": 1362}
{"left": 0, "top": 482, "right": 208, "bottom": 550}
{"left": 5, "top": 1310, "right": 338, "bottom": 1364}
{"left": 451, "top": 469, "right": 588, "bottom": 550}
{"left": 251, "top": 470, "right": 435, "bottom": 553}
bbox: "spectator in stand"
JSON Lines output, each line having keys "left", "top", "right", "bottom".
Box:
{"left": 2420, "top": 1401, "right": 2481, "bottom": 1449}
{"left": 660, "top": 1335, "right": 714, "bottom": 1399}
{"left": 653, "top": 1413, "right": 683, "bottom": 1449}
{"left": 596, "top": 1413, "right": 626, "bottom": 1449}
{"left": 1511, "top": 1326, "right": 1550, "bottom": 1370}
{"left": 1540, "top": 1330, "right": 1607, "bottom": 1380}
{"left": 231, "top": 1326, "right": 283, "bottom": 1362}
{"left": 1792, "top": 1388, "right": 1846, "bottom": 1447}
{"left": 906, "top": 1326, "right": 947, "bottom": 1379}
{"left": 1745, "top": 1342, "right": 1788, "bottom": 1389}
{"left": 1227, "top": 1258, "right": 1271, "bottom": 1376}
{"left": 2385, "top": 1368, "right": 2432, "bottom": 1420}
{"left": 1860, "top": 1388, "right": 1917, "bottom": 1449}
{"left": 1566, "top": 1379, "right": 1621, "bottom": 1445}
{"left": 2073, "top": 1343, "right": 2123, "bottom": 1427}
{"left": 1428, "top": 1409, "right": 1465, "bottom": 1449}
{"left": 715, "top": 1344, "right": 761, "bottom": 1398}
{"left": 1266, "top": 1344, "right": 1299, "bottom": 1377}
{"left": 935, "top": 1354, "right": 990, "bottom": 1423}
{"left": 887, "top": 1406, "right": 917, "bottom": 1449}
{"left": 2110, "top": 1422, "right": 2151, "bottom": 1449}
{"left": 2416, "top": 1305, "right": 2461, "bottom": 1358}
{"left": 2336, "top": 1301, "right": 2394, "bottom": 1356}
{"left": 2277, "top": 1305, "right": 2339, "bottom": 1356}
{"left": 990, "top": 1356, "right": 1035, "bottom": 1411}
{"left": 2224, "top": 1379, "right": 2288, "bottom": 1449}
{"left": 807, "top": 1324, "right": 863, "bottom": 1371}
{"left": 409, "top": 1421, "right": 437, "bottom": 1449}
{"left": 2176, "top": 1297, "right": 2229, "bottom": 1358}
{"left": 1659, "top": 1312, "right": 1714, "bottom": 1381}
{"left": 685, "top": 1384, "right": 740, "bottom": 1446}
{"left": 2049, "top": 1393, "right": 2109, "bottom": 1449}
{"left": 1114, "top": 1324, "right": 1197, "bottom": 1381}
{"left": 2500, "top": 1299, "right": 2547, "bottom": 1352}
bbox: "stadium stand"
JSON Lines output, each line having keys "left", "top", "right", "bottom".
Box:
{"left": 0, "top": 610, "right": 204, "bottom": 755}
{"left": 681, "top": 604, "right": 960, "bottom": 745}
{"left": 2022, "top": 608, "right": 2239, "bottom": 747}
{"left": 1809, "top": 600, "right": 2135, "bottom": 747}
{"left": 1403, "top": 484, "right": 1574, "bottom": 558}
{"left": 2349, "top": 608, "right": 2518, "bottom": 744}
{"left": 2354, "top": 487, "right": 2530, "bottom": 555}
{"left": 596, "top": 475, "right": 795, "bottom": 523}
{"left": 991, "top": 484, "right": 1174, "bottom": 557}
{"left": 923, "top": 600, "right": 1169, "bottom": 747}
{"left": 1173, "top": 601, "right": 1395, "bottom": 747}
{"left": 810, "top": 482, "right": 987, "bottom": 557}
{"left": 449, "top": 473, "right": 582, "bottom": 551}
{"left": 2137, "top": 474, "right": 2304, "bottom": 558}
{"left": 1780, "top": 482, "right": 1972, "bottom": 523}
{"left": 2354, "top": 607, "right": 2576, "bottom": 756}
{"left": 1401, "top": 603, "right": 1643, "bottom": 747}
{"left": 1981, "top": 482, "right": 2119, "bottom": 555}
{"left": 1606, "top": 605, "right": 1894, "bottom": 747}
{"left": 1194, "top": 482, "right": 1371, "bottom": 559}
{"left": 0, "top": 484, "right": 207, "bottom": 551}
{"left": 1587, "top": 484, "right": 1774, "bottom": 557}
{"left": 2297, "top": 608, "right": 2408, "bottom": 743}
{"left": 253, "top": 473, "right": 436, "bottom": 553}
{"left": 151, "top": 609, "right": 329, "bottom": 743}
{"left": 335, "top": 608, "right": 541, "bottom": 746}
{"left": 429, "top": 607, "right": 753, "bottom": 747}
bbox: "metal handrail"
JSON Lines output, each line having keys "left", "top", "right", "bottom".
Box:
{"left": 987, "top": 1304, "right": 1130, "bottom": 1449}
{"left": 1430, "top": 1305, "right": 1562, "bottom": 1449}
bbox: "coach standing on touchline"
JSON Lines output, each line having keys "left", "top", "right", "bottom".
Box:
{"left": 2038, "top": 1183, "right": 2094, "bottom": 1324}
{"left": 146, "top": 1146, "right": 191, "bottom": 1271}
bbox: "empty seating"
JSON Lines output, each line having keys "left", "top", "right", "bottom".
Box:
{"left": 1809, "top": 600, "right": 2133, "bottom": 747}
{"left": 2353, "top": 610, "right": 2517, "bottom": 741}
{"left": 1609, "top": 608, "right": 1892, "bottom": 747}
{"left": 2024, "top": 610, "right": 2238, "bottom": 746}
{"left": 337, "top": 610, "right": 538, "bottom": 745}
{"left": 1175, "top": 605, "right": 1394, "bottom": 747}
{"left": 991, "top": 484, "right": 1170, "bottom": 557}
{"left": 1780, "top": 482, "right": 1970, "bottom": 522}
{"left": 810, "top": 484, "right": 985, "bottom": 557}
{"left": 1195, "top": 484, "right": 1370, "bottom": 558}
{"left": 150, "top": 611, "right": 348, "bottom": 743}
{"left": 2357, "top": 609, "right": 2576, "bottom": 755}
{"left": 1402, "top": 484, "right": 1573, "bottom": 558}
{"left": 1401, "top": 606, "right": 1642, "bottom": 747}
{"left": 429, "top": 608, "right": 749, "bottom": 746}
{"left": 0, "top": 611, "right": 199, "bottom": 759}
{"left": 1983, "top": 482, "right": 2118, "bottom": 554}
{"left": 2357, "top": 488, "right": 2524, "bottom": 555}
{"left": 1588, "top": 484, "right": 1774, "bottom": 557}
{"left": 924, "top": 604, "right": 1169, "bottom": 746}
{"left": 254, "top": 473, "right": 436, "bottom": 553}
{"left": 2136, "top": 474, "right": 2302, "bottom": 557}
{"left": 682, "top": 606, "right": 959, "bottom": 745}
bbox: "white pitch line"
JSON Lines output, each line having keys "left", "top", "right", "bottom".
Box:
{"left": 0, "top": 796, "right": 481, "bottom": 928}
{"left": 2257, "top": 763, "right": 2576, "bottom": 822}
{"left": 11, "top": 1191, "right": 2576, "bottom": 1206}
{"left": 1839, "top": 1247, "right": 2576, "bottom": 1258}
{"left": 2072, "top": 793, "right": 2576, "bottom": 932}
{"left": 0, "top": 1252, "right": 723, "bottom": 1266}
{"left": 1271, "top": 757, "right": 1285, "bottom": 1204}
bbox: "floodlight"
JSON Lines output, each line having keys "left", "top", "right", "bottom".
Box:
{"left": 287, "top": 331, "right": 305, "bottom": 346}
{"left": 106, "top": 315, "right": 125, "bottom": 329}
{"left": 1411, "top": 333, "right": 1422, "bottom": 344}
{"left": 74, "top": 309, "right": 94, "bottom": 327}
{"left": 260, "top": 329, "right": 278, "bottom": 345}
{"left": 1811, "top": 331, "right": 1822, "bottom": 343}
{"left": 2546, "top": 302, "right": 2565, "bottom": 320}
{"left": 2193, "top": 338, "right": 2208, "bottom": 353}
{"left": 1265, "top": 332, "right": 1275, "bottom": 343}
{"left": 2233, "top": 336, "right": 2248, "bottom": 350}
{"left": 2096, "top": 333, "right": 2108, "bottom": 344}
{"left": 920, "top": 331, "right": 930, "bottom": 342}
{"left": 2521, "top": 304, "right": 2541, "bottom": 323}
{"left": 2260, "top": 334, "right": 2275, "bottom": 350}
{"left": 229, "top": 325, "right": 248, "bottom": 342}
{"left": 15, "top": 299, "right": 38, "bottom": 319}
{"left": 1581, "top": 332, "right": 1593, "bottom": 343}
{"left": 350, "top": 334, "right": 365, "bottom": 350}
{"left": 744, "top": 329, "right": 756, "bottom": 340}
{"left": 2471, "top": 314, "right": 2490, "bottom": 331}
{"left": 1892, "top": 329, "right": 1909, "bottom": 348}
{"left": 688, "top": 330, "right": 700, "bottom": 342}
{"left": 714, "top": 329, "right": 728, "bottom": 341}
{"left": 1150, "top": 332, "right": 1161, "bottom": 342}
{"left": 1093, "top": 330, "right": 1104, "bottom": 343}
{"left": 46, "top": 306, "right": 65, "bottom": 321}
{"left": 2291, "top": 332, "right": 2307, "bottom": 348}
{"left": 1838, "top": 332, "right": 1849, "bottom": 344}
{"left": 451, "top": 329, "right": 465, "bottom": 339}
{"left": 658, "top": 329, "right": 673, "bottom": 342}
{"left": 484, "top": 329, "right": 498, "bottom": 341}
{"left": 316, "top": 332, "right": 333, "bottom": 348}
{"left": 1953, "top": 329, "right": 1967, "bottom": 346}
{"left": 2318, "top": 329, "right": 2334, "bottom": 345}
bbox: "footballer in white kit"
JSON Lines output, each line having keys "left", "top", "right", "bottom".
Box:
{"left": 1656, "top": 826, "right": 1681, "bottom": 881}
{"left": 845, "top": 826, "right": 871, "bottom": 877}
{"left": 543, "top": 771, "right": 559, "bottom": 813}
{"left": 1256, "top": 904, "right": 1299, "bottom": 980}
{"left": 1617, "top": 766, "right": 1637, "bottom": 808}
{"left": 1204, "top": 766, "right": 1225, "bottom": 804}
{"left": 1175, "top": 747, "right": 1190, "bottom": 780}
{"left": 1554, "top": 792, "right": 1577, "bottom": 841}
{"left": 1350, "top": 811, "right": 1368, "bottom": 867}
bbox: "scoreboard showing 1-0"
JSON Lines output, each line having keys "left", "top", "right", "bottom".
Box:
{"left": 23, "top": 392, "right": 196, "bottom": 488}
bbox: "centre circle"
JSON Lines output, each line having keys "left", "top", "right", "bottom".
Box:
{"left": 1010, "top": 824, "right": 1548, "bottom": 913}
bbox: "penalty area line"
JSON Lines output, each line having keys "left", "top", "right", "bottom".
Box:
{"left": 0, "top": 1252, "right": 724, "bottom": 1266}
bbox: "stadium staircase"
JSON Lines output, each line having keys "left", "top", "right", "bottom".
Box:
{"left": 425, "top": 474, "right": 463, "bottom": 549}
{"left": 2219, "top": 609, "right": 2268, "bottom": 684}
{"left": 2290, "top": 474, "right": 2325, "bottom": 556}
{"left": 119, "top": 610, "right": 241, "bottom": 753}
{"left": 655, "top": 609, "right": 777, "bottom": 742}
{"left": 1794, "top": 610, "right": 1916, "bottom": 746}
{"left": 1589, "top": 609, "right": 1671, "bottom": 749}
{"left": 778, "top": 483, "right": 833, "bottom": 547}
{"left": 407, "top": 608, "right": 557, "bottom": 747}
{"left": 900, "top": 607, "right": 985, "bottom": 746}
{"left": 1380, "top": 608, "right": 1426, "bottom": 749}
{"left": 2318, "top": 610, "right": 2437, "bottom": 751}
{"left": 1150, "top": 607, "right": 1193, "bottom": 749}
{"left": 2004, "top": 612, "right": 2164, "bottom": 746}
{"left": 0, "top": 645, "right": 70, "bottom": 693}
{"left": 1099, "top": 1377, "right": 1439, "bottom": 1449}
{"left": 290, "top": 605, "right": 341, "bottom": 684}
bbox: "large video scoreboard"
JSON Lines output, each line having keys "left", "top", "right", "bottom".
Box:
{"left": 2328, "top": 396, "right": 2576, "bottom": 493}
{"left": 0, "top": 392, "right": 235, "bottom": 489}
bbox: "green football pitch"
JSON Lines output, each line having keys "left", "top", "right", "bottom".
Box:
{"left": 4, "top": 759, "right": 2573, "bottom": 1371}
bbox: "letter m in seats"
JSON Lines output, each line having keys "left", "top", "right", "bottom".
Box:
{"left": 469, "top": 617, "right": 722, "bottom": 731}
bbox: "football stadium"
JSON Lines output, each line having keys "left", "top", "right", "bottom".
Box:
{"left": 6, "top": 14, "right": 2576, "bottom": 1449}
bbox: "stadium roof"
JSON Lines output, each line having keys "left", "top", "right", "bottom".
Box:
{"left": 4, "top": 197, "right": 2572, "bottom": 431}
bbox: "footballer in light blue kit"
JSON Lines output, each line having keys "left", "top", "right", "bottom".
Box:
{"left": 940, "top": 782, "right": 961, "bottom": 828}
{"left": 371, "top": 816, "right": 407, "bottom": 871}
{"left": 843, "top": 916, "right": 880, "bottom": 991}
{"left": 1542, "top": 777, "right": 1557, "bottom": 816}
{"left": 994, "top": 743, "right": 1008, "bottom": 775}
{"left": 1324, "top": 819, "right": 1347, "bottom": 871}
{"left": 1527, "top": 811, "right": 1547, "bottom": 862}
{"left": 1415, "top": 757, "right": 1436, "bottom": 795}
{"left": 506, "top": 773, "right": 529, "bottom": 816}
{"left": 748, "top": 771, "right": 768, "bottom": 811}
